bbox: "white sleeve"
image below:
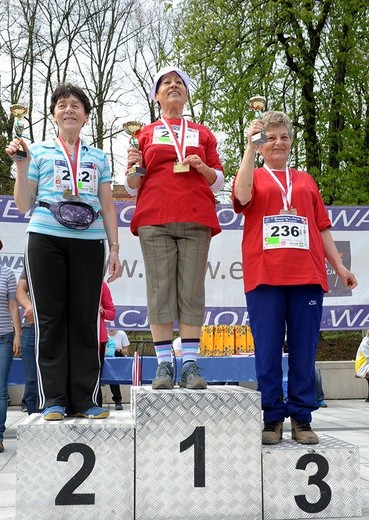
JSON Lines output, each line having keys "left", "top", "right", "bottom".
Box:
{"left": 123, "top": 175, "right": 139, "bottom": 196}
{"left": 210, "top": 168, "right": 224, "bottom": 194}
{"left": 119, "top": 330, "right": 130, "bottom": 348}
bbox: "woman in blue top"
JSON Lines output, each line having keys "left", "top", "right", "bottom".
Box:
{"left": 6, "top": 83, "right": 121, "bottom": 421}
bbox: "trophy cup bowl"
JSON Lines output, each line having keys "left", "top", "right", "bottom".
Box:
{"left": 249, "top": 95, "right": 267, "bottom": 145}
{"left": 123, "top": 121, "right": 146, "bottom": 177}
{"left": 10, "top": 103, "right": 28, "bottom": 159}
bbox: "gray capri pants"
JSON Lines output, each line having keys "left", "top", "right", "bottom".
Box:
{"left": 138, "top": 222, "right": 212, "bottom": 326}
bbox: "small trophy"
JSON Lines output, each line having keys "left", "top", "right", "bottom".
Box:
{"left": 249, "top": 95, "right": 267, "bottom": 145}
{"left": 123, "top": 121, "right": 145, "bottom": 176}
{"left": 10, "top": 103, "right": 28, "bottom": 159}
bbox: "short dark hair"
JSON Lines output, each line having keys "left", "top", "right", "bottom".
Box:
{"left": 49, "top": 83, "right": 92, "bottom": 115}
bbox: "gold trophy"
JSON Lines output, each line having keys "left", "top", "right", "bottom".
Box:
{"left": 249, "top": 95, "right": 267, "bottom": 145}
{"left": 10, "top": 103, "right": 28, "bottom": 159}
{"left": 123, "top": 121, "right": 146, "bottom": 176}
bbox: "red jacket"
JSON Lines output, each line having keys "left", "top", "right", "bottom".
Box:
{"left": 99, "top": 282, "right": 115, "bottom": 343}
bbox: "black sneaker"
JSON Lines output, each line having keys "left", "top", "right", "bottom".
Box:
{"left": 152, "top": 362, "right": 174, "bottom": 389}
{"left": 179, "top": 362, "right": 207, "bottom": 389}
{"left": 114, "top": 402, "right": 123, "bottom": 411}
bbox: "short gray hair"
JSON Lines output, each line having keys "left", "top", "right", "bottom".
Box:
{"left": 261, "top": 111, "right": 293, "bottom": 139}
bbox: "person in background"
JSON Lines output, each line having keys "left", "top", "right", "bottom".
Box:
{"left": 355, "top": 330, "right": 369, "bottom": 380}
{"left": 315, "top": 367, "right": 327, "bottom": 408}
{"left": 16, "top": 267, "right": 38, "bottom": 414}
{"left": 6, "top": 83, "right": 121, "bottom": 421}
{"left": 233, "top": 110, "right": 357, "bottom": 445}
{"left": 355, "top": 331, "right": 369, "bottom": 403}
{"left": 172, "top": 336, "right": 182, "bottom": 358}
{"left": 124, "top": 66, "right": 224, "bottom": 391}
{"left": 107, "top": 329, "right": 130, "bottom": 410}
{"left": 0, "top": 240, "right": 21, "bottom": 452}
{"left": 97, "top": 280, "right": 116, "bottom": 407}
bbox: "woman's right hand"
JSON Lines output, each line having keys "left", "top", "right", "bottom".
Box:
{"left": 127, "top": 145, "right": 142, "bottom": 169}
{"left": 5, "top": 138, "right": 31, "bottom": 166}
{"left": 247, "top": 119, "right": 265, "bottom": 147}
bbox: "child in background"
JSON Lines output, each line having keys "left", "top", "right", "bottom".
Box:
{"left": 107, "top": 329, "right": 130, "bottom": 410}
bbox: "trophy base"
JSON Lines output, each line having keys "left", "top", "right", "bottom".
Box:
{"left": 128, "top": 164, "right": 145, "bottom": 177}
{"left": 15, "top": 149, "right": 27, "bottom": 160}
{"left": 251, "top": 132, "right": 268, "bottom": 145}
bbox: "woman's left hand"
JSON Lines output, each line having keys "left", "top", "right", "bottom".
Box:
{"left": 182, "top": 154, "right": 217, "bottom": 186}
{"left": 335, "top": 265, "right": 358, "bottom": 289}
{"left": 182, "top": 154, "right": 207, "bottom": 174}
{"left": 106, "top": 251, "right": 122, "bottom": 283}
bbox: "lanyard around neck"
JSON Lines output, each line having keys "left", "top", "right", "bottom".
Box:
{"left": 57, "top": 136, "right": 81, "bottom": 197}
{"left": 160, "top": 116, "right": 188, "bottom": 163}
{"left": 263, "top": 163, "right": 293, "bottom": 211}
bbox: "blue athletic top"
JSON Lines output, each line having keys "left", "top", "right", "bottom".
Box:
{"left": 26, "top": 139, "right": 111, "bottom": 240}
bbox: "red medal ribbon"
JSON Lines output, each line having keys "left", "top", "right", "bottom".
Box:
{"left": 57, "top": 136, "right": 81, "bottom": 197}
{"left": 160, "top": 117, "right": 188, "bottom": 163}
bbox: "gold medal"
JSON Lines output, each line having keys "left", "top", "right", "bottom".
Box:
{"left": 63, "top": 188, "right": 73, "bottom": 199}
{"left": 173, "top": 161, "right": 190, "bottom": 173}
{"left": 280, "top": 207, "right": 297, "bottom": 215}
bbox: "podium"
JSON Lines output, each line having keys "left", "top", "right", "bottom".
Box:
{"left": 262, "top": 434, "right": 361, "bottom": 519}
{"left": 16, "top": 386, "right": 362, "bottom": 519}
{"left": 16, "top": 413, "right": 135, "bottom": 519}
{"left": 132, "top": 386, "right": 262, "bottom": 519}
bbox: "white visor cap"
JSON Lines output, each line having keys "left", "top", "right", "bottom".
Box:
{"left": 150, "top": 66, "right": 190, "bottom": 101}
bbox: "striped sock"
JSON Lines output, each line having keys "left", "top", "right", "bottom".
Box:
{"left": 154, "top": 341, "right": 172, "bottom": 364}
{"left": 181, "top": 338, "right": 200, "bottom": 364}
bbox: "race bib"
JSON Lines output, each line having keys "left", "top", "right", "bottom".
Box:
{"left": 263, "top": 215, "right": 309, "bottom": 250}
{"left": 54, "top": 160, "right": 98, "bottom": 195}
{"left": 152, "top": 125, "right": 199, "bottom": 147}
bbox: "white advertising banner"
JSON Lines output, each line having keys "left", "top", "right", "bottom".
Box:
{"left": 1, "top": 196, "right": 368, "bottom": 331}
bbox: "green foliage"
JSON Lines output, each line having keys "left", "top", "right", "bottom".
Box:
{"left": 174, "top": 0, "right": 369, "bottom": 204}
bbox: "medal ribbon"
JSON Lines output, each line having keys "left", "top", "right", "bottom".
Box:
{"left": 263, "top": 164, "right": 293, "bottom": 211}
{"left": 160, "top": 117, "right": 188, "bottom": 163}
{"left": 56, "top": 136, "right": 81, "bottom": 197}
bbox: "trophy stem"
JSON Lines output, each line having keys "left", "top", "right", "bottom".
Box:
{"left": 249, "top": 96, "right": 267, "bottom": 145}
{"left": 10, "top": 103, "right": 28, "bottom": 160}
{"left": 123, "top": 121, "right": 146, "bottom": 177}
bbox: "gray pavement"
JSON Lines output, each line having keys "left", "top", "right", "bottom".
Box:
{"left": 0, "top": 399, "right": 368, "bottom": 519}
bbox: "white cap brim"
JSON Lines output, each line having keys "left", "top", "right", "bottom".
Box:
{"left": 150, "top": 66, "right": 190, "bottom": 101}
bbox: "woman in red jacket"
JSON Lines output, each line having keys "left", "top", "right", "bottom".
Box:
{"left": 124, "top": 66, "right": 224, "bottom": 391}
{"left": 233, "top": 110, "right": 357, "bottom": 445}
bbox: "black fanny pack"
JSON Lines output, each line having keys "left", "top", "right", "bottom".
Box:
{"left": 39, "top": 201, "right": 100, "bottom": 230}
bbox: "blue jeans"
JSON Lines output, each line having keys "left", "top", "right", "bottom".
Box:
{"left": 21, "top": 326, "right": 38, "bottom": 414}
{"left": 0, "top": 332, "right": 14, "bottom": 441}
